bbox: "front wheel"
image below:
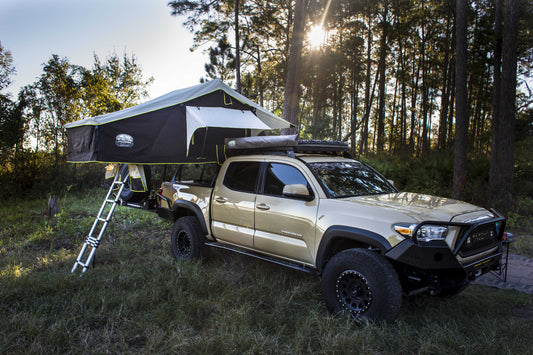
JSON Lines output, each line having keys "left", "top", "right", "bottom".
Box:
{"left": 171, "top": 216, "right": 209, "bottom": 261}
{"left": 321, "top": 248, "right": 402, "bottom": 323}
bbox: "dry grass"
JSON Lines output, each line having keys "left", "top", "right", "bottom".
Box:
{"left": 1, "top": 190, "right": 532, "bottom": 354}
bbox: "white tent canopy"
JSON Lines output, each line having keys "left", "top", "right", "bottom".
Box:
{"left": 185, "top": 106, "right": 270, "bottom": 156}
{"left": 65, "top": 79, "right": 290, "bottom": 164}
{"left": 65, "top": 79, "right": 289, "bottom": 130}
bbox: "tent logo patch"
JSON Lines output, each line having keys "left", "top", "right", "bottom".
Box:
{"left": 115, "top": 134, "right": 134, "bottom": 148}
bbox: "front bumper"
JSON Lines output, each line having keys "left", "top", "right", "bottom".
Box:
{"left": 385, "top": 238, "right": 502, "bottom": 275}
{"left": 385, "top": 213, "right": 505, "bottom": 292}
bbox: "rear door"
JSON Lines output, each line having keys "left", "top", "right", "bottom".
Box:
{"left": 211, "top": 160, "right": 261, "bottom": 248}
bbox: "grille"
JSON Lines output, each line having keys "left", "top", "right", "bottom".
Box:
{"left": 458, "top": 223, "right": 499, "bottom": 257}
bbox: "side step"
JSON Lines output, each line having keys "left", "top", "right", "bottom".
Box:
{"left": 205, "top": 241, "right": 319, "bottom": 276}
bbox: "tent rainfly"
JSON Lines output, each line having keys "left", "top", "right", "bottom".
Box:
{"left": 65, "top": 79, "right": 290, "bottom": 164}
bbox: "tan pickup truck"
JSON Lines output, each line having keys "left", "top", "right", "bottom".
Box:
{"left": 156, "top": 136, "right": 505, "bottom": 322}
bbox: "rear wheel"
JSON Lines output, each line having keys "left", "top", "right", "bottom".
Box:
{"left": 321, "top": 248, "right": 402, "bottom": 323}
{"left": 171, "top": 216, "right": 209, "bottom": 261}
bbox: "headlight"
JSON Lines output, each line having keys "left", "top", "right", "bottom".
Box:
{"left": 394, "top": 223, "right": 448, "bottom": 242}
{"left": 416, "top": 225, "right": 448, "bottom": 242}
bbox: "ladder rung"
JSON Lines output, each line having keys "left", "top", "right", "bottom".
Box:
{"left": 86, "top": 236, "right": 100, "bottom": 248}
{"left": 72, "top": 164, "right": 127, "bottom": 274}
{"left": 74, "top": 261, "right": 89, "bottom": 268}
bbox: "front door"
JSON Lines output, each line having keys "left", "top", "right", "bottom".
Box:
{"left": 254, "top": 162, "right": 318, "bottom": 264}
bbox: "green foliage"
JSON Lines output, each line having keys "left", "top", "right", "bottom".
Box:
{"left": 27, "top": 55, "right": 82, "bottom": 157}
{"left": 0, "top": 153, "right": 104, "bottom": 199}
{"left": 361, "top": 149, "right": 532, "bottom": 209}
{"left": 507, "top": 197, "right": 533, "bottom": 256}
{"left": 169, "top": 0, "right": 532, "bottom": 161}
{"left": 0, "top": 94, "right": 25, "bottom": 163}
{"left": 19, "top": 53, "right": 153, "bottom": 157}
{"left": 1, "top": 191, "right": 533, "bottom": 353}
{"left": 508, "top": 197, "right": 533, "bottom": 229}
{"left": 361, "top": 151, "right": 455, "bottom": 198}
{"left": 203, "top": 35, "right": 236, "bottom": 83}
{"left": 170, "top": 0, "right": 293, "bottom": 99}
{"left": 0, "top": 42, "right": 16, "bottom": 91}
{"left": 82, "top": 52, "right": 154, "bottom": 116}
{"left": 0, "top": 51, "right": 153, "bottom": 198}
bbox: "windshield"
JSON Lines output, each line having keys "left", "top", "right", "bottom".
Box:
{"left": 308, "top": 161, "right": 396, "bottom": 198}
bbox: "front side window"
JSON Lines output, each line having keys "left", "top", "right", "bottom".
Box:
{"left": 263, "top": 163, "right": 310, "bottom": 197}
{"left": 308, "top": 161, "right": 396, "bottom": 198}
{"left": 223, "top": 161, "right": 261, "bottom": 193}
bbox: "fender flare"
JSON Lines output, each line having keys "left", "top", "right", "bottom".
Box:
{"left": 315, "top": 225, "right": 392, "bottom": 273}
{"left": 171, "top": 200, "right": 209, "bottom": 235}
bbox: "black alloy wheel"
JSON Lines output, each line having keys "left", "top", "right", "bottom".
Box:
{"left": 335, "top": 270, "right": 373, "bottom": 315}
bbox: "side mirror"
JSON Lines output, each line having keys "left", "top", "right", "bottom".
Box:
{"left": 283, "top": 184, "right": 314, "bottom": 201}
{"left": 387, "top": 179, "right": 395, "bottom": 187}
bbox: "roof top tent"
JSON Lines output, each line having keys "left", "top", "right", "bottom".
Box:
{"left": 65, "top": 79, "right": 290, "bottom": 164}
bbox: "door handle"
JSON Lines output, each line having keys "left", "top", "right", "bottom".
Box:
{"left": 256, "top": 203, "right": 270, "bottom": 211}
{"left": 215, "top": 196, "right": 228, "bottom": 203}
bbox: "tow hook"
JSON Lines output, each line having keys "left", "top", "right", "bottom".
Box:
{"left": 469, "top": 269, "right": 482, "bottom": 280}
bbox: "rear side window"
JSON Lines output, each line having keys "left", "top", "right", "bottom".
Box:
{"left": 174, "top": 163, "right": 219, "bottom": 186}
{"left": 223, "top": 162, "right": 261, "bottom": 193}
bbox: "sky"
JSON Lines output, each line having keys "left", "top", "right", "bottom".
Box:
{"left": 0, "top": 0, "right": 208, "bottom": 100}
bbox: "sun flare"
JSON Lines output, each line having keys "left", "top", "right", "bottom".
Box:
{"left": 308, "top": 25, "right": 325, "bottom": 49}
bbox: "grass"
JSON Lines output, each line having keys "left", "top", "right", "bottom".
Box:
{"left": 1, "top": 189, "right": 532, "bottom": 354}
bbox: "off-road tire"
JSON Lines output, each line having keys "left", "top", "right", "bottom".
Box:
{"left": 171, "top": 216, "right": 209, "bottom": 261}
{"left": 321, "top": 248, "right": 402, "bottom": 323}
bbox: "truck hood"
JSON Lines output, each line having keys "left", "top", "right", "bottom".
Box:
{"left": 340, "top": 192, "right": 491, "bottom": 223}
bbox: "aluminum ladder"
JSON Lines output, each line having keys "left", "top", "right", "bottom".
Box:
{"left": 71, "top": 170, "right": 125, "bottom": 274}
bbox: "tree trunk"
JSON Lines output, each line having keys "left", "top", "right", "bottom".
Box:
{"left": 472, "top": 82, "right": 485, "bottom": 152}
{"left": 438, "top": 10, "right": 452, "bottom": 150}
{"left": 421, "top": 30, "right": 429, "bottom": 156}
{"left": 359, "top": 17, "right": 374, "bottom": 155}
{"left": 350, "top": 81, "right": 360, "bottom": 152}
{"left": 235, "top": 0, "right": 241, "bottom": 93}
{"left": 490, "top": 0, "right": 519, "bottom": 213}
{"left": 453, "top": 0, "right": 468, "bottom": 200}
{"left": 419, "top": 0, "right": 430, "bottom": 156}
{"left": 256, "top": 45, "right": 264, "bottom": 107}
{"left": 281, "top": 0, "right": 308, "bottom": 135}
{"left": 447, "top": 60, "right": 456, "bottom": 146}
{"left": 489, "top": 0, "right": 503, "bottom": 197}
{"left": 389, "top": 73, "right": 398, "bottom": 153}
{"left": 399, "top": 39, "right": 407, "bottom": 152}
{"left": 376, "top": 1, "right": 389, "bottom": 152}
{"left": 409, "top": 57, "right": 421, "bottom": 154}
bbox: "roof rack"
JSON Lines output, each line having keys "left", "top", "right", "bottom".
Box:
{"left": 295, "top": 139, "right": 349, "bottom": 154}
{"left": 225, "top": 135, "right": 350, "bottom": 157}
